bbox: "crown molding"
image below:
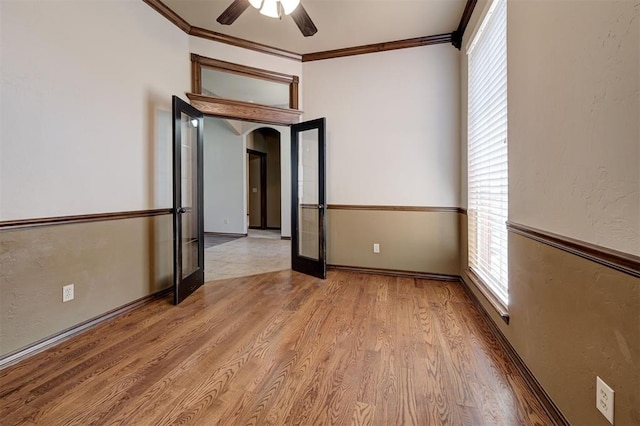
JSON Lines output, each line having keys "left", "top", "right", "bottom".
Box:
{"left": 142, "top": 0, "right": 302, "bottom": 61}
{"left": 452, "top": 0, "right": 479, "bottom": 49}
{"left": 142, "top": 0, "right": 191, "bottom": 33}
{"left": 188, "top": 26, "right": 302, "bottom": 61}
{"left": 142, "top": 0, "right": 460, "bottom": 62}
{"left": 302, "top": 33, "right": 453, "bottom": 62}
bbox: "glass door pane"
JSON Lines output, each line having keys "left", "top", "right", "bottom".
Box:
{"left": 181, "top": 112, "right": 199, "bottom": 277}
{"left": 297, "top": 128, "right": 319, "bottom": 260}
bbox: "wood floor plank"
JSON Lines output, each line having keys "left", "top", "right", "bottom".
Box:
{"left": 0, "top": 296, "right": 171, "bottom": 402}
{"left": 34, "top": 273, "right": 283, "bottom": 425}
{"left": 151, "top": 307, "right": 293, "bottom": 425}
{"left": 412, "top": 288, "right": 464, "bottom": 425}
{"left": 423, "top": 280, "right": 481, "bottom": 410}
{"left": 278, "top": 282, "right": 352, "bottom": 424}
{"left": 29, "top": 274, "right": 281, "bottom": 424}
{"left": 222, "top": 274, "right": 345, "bottom": 425}
{"left": 0, "top": 270, "right": 555, "bottom": 425}
{"left": 352, "top": 401, "right": 375, "bottom": 426}
{"left": 124, "top": 280, "right": 294, "bottom": 425}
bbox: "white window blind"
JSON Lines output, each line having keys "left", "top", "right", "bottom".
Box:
{"left": 467, "top": 0, "right": 508, "bottom": 306}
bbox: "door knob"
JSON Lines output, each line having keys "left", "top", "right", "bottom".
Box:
{"left": 177, "top": 207, "right": 187, "bottom": 214}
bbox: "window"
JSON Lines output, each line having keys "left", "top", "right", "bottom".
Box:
{"left": 467, "top": 0, "right": 508, "bottom": 311}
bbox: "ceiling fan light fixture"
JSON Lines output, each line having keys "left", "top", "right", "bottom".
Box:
{"left": 259, "top": 0, "right": 279, "bottom": 18}
{"left": 252, "top": 0, "right": 300, "bottom": 18}
{"left": 280, "top": 0, "right": 300, "bottom": 15}
{"left": 218, "top": 0, "right": 315, "bottom": 34}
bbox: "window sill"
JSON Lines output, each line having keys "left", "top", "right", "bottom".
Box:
{"left": 464, "top": 269, "right": 510, "bottom": 324}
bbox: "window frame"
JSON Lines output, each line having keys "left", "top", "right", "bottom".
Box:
{"left": 465, "top": 0, "right": 509, "bottom": 322}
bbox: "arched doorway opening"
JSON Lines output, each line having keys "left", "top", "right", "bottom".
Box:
{"left": 247, "top": 127, "right": 281, "bottom": 231}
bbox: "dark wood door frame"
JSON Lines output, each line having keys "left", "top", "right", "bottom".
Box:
{"left": 247, "top": 149, "right": 267, "bottom": 229}
{"left": 172, "top": 95, "right": 205, "bottom": 305}
{"left": 290, "top": 117, "right": 327, "bottom": 279}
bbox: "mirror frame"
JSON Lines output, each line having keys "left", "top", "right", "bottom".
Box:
{"left": 191, "top": 53, "right": 299, "bottom": 109}
{"left": 189, "top": 54, "right": 302, "bottom": 125}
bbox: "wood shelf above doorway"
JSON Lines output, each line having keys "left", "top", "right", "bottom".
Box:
{"left": 186, "top": 93, "right": 303, "bottom": 126}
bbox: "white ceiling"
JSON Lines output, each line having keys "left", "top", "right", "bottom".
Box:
{"left": 163, "top": 0, "right": 466, "bottom": 54}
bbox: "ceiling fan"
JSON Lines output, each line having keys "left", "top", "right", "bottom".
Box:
{"left": 216, "top": 0, "right": 318, "bottom": 37}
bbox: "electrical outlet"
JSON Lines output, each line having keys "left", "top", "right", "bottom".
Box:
{"left": 62, "top": 284, "right": 74, "bottom": 303}
{"left": 373, "top": 243, "right": 380, "bottom": 253}
{"left": 596, "top": 376, "right": 614, "bottom": 424}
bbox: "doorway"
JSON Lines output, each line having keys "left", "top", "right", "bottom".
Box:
{"left": 247, "top": 149, "right": 266, "bottom": 229}
{"left": 202, "top": 118, "right": 290, "bottom": 281}
{"left": 246, "top": 127, "right": 282, "bottom": 231}
{"left": 179, "top": 112, "right": 326, "bottom": 283}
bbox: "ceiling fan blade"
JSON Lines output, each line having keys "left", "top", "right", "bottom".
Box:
{"left": 291, "top": 4, "right": 318, "bottom": 37}
{"left": 216, "top": 0, "right": 250, "bottom": 25}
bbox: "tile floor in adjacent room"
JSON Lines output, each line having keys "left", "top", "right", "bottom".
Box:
{"left": 204, "top": 229, "right": 290, "bottom": 281}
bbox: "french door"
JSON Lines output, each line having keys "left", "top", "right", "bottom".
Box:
{"left": 291, "top": 118, "right": 327, "bottom": 279}
{"left": 172, "top": 96, "right": 205, "bottom": 304}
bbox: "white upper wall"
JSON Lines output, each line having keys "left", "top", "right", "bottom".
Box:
{"left": 1, "top": 1, "right": 460, "bottom": 220}
{"left": 0, "top": 0, "right": 189, "bottom": 220}
{"left": 303, "top": 45, "right": 461, "bottom": 207}
{"left": 506, "top": 0, "right": 639, "bottom": 254}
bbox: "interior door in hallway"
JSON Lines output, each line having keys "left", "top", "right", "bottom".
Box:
{"left": 291, "top": 118, "right": 326, "bottom": 279}
{"left": 172, "top": 96, "right": 205, "bottom": 304}
{"left": 247, "top": 149, "right": 267, "bottom": 229}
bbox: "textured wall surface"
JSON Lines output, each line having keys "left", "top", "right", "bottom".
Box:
{"left": 462, "top": 230, "right": 640, "bottom": 425}
{"left": 0, "top": 0, "right": 189, "bottom": 220}
{"left": 303, "top": 44, "right": 462, "bottom": 277}
{"left": 459, "top": 0, "right": 640, "bottom": 423}
{"left": 328, "top": 209, "right": 460, "bottom": 275}
{"left": 0, "top": 215, "right": 173, "bottom": 357}
{"left": 303, "top": 45, "right": 461, "bottom": 208}
{"left": 0, "top": 0, "right": 186, "bottom": 357}
{"left": 507, "top": 0, "right": 639, "bottom": 255}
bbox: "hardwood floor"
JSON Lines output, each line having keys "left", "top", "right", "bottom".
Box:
{"left": 0, "top": 270, "right": 552, "bottom": 425}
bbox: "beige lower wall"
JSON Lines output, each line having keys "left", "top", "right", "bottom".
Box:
{"left": 327, "top": 209, "right": 460, "bottom": 275}
{"left": 460, "top": 216, "right": 640, "bottom": 425}
{"left": 0, "top": 214, "right": 173, "bottom": 357}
